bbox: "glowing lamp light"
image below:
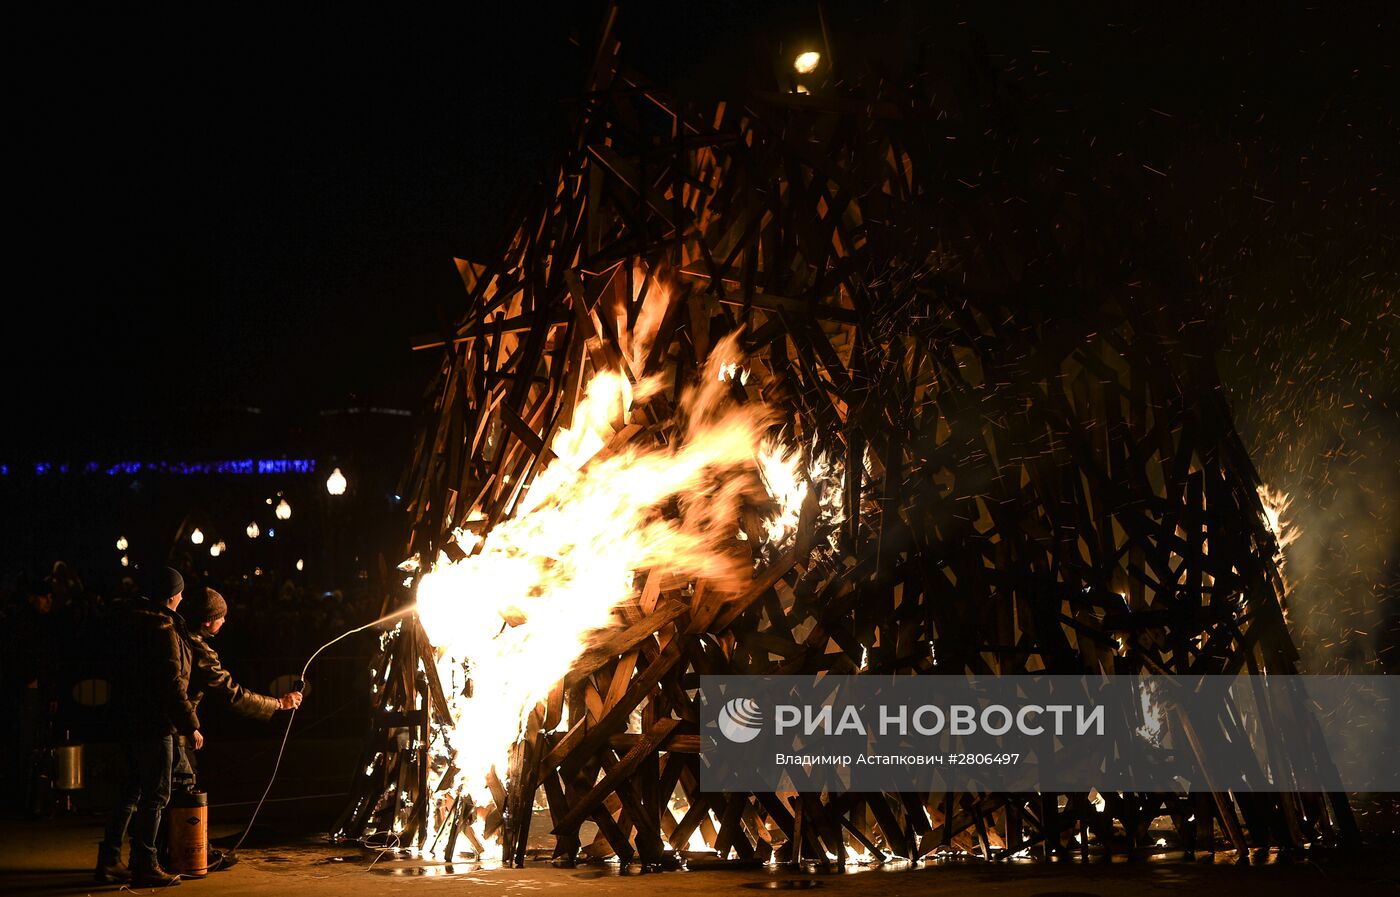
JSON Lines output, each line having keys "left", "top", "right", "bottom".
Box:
{"left": 116, "top": 536, "right": 129, "bottom": 551}
{"left": 190, "top": 527, "right": 205, "bottom": 545}
{"left": 275, "top": 498, "right": 292, "bottom": 520}
{"left": 120, "top": 555, "right": 130, "bottom": 567}
{"left": 793, "top": 50, "right": 821, "bottom": 74}
{"left": 209, "top": 542, "right": 222, "bottom": 558}
{"left": 326, "top": 466, "right": 347, "bottom": 496}
{"left": 246, "top": 521, "right": 260, "bottom": 539}
{"left": 296, "top": 558, "right": 305, "bottom": 572}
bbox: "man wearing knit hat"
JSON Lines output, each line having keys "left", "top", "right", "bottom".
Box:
{"left": 171, "top": 586, "right": 302, "bottom": 871}
{"left": 180, "top": 587, "right": 303, "bottom": 721}
{"left": 96, "top": 566, "right": 201, "bottom": 887}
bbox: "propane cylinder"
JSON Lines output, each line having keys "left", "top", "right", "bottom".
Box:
{"left": 167, "top": 789, "right": 209, "bottom": 877}
{"left": 52, "top": 741, "right": 84, "bottom": 791}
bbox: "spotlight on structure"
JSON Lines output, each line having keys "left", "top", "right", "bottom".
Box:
{"left": 246, "top": 521, "right": 260, "bottom": 539}
{"left": 793, "top": 50, "right": 820, "bottom": 74}
{"left": 276, "top": 498, "right": 292, "bottom": 520}
{"left": 326, "top": 466, "right": 347, "bottom": 496}
{"left": 190, "top": 527, "right": 205, "bottom": 545}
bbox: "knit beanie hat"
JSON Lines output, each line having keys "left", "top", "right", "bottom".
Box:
{"left": 184, "top": 586, "right": 228, "bottom": 624}
{"left": 147, "top": 566, "right": 185, "bottom": 602}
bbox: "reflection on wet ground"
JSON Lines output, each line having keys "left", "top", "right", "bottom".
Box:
{"left": 4, "top": 814, "right": 1397, "bottom": 897}
{"left": 239, "top": 833, "right": 1395, "bottom": 884}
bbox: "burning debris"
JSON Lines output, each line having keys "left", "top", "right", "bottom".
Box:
{"left": 1257, "top": 484, "right": 1301, "bottom": 558}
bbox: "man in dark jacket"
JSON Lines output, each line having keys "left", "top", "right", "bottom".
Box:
{"left": 167, "top": 586, "right": 302, "bottom": 871}
{"left": 181, "top": 586, "right": 302, "bottom": 727}
{"left": 95, "top": 567, "right": 201, "bottom": 887}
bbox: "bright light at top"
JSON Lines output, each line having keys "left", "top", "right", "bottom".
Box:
{"left": 246, "top": 521, "right": 260, "bottom": 539}
{"left": 326, "top": 466, "right": 347, "bottom": 496}
{"left": 190, "top": 527, "right": 205, "bottom": 545}
{"left": 276, "top": 498, "right": 292, "bottom": 520}
{"left": 793, "top": 51, "right": 821, "bottom": 74}
{"left": 116, "top": 536, "right": 129, "bottom": 551}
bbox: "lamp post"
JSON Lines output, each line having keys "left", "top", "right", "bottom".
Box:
{"left": 324, "top": 465, "right": 348, "bottom": 589}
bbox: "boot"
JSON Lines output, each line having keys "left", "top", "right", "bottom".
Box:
{"left": 130, "top": 864, "right": 181, "bottom": 887}
{"left": 94, "top": 859, "right": 132, "bottom": 883}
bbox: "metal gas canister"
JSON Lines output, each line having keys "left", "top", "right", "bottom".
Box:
{"left": 52, "top": 740, "right": 84, "bottom": 792}
{"left": 168, "top": 789, "right": 209, "bottom": 877}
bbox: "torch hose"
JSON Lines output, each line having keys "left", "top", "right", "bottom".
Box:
{"left": 231, "top": 604, "right": 417, "bottom": 853}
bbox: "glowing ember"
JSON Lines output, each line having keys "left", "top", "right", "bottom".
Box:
{"left": 718, "top": 361, "right": 749, "bottom": 384}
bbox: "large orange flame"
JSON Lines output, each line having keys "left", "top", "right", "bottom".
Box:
{"left": 413, "top": 332, "right": 826, "bottom": 851}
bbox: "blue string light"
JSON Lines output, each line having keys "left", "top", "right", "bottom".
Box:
{"left": 1, "top": 458, "right": 319, "bottom": 477}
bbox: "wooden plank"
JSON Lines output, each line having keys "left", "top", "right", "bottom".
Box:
{"left": 551, "top": 719, "right": 681, "bottom": 833}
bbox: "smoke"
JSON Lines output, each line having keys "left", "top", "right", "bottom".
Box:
{"left": 1217, "top": 275, "right": 1398, "bottom": 674}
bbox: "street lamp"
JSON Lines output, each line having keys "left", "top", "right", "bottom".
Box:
{"left": 326, "top": 466, "right": 347, "bottom": 496}
{"left": 190, "top": 527, "right": 205, "bottom": 545}
{"left": 276, "top": 498, "right": 292, "bottom": 520}
{"left": 116, "top": 536, "right": 129, "bottom": 551}
{"left": 210, "top": 542, "right": 224, "bottom": 558}
{"left": 793, "top": 50, "right": 821, "bottom": 74}
{"left": 246, "top": 521, "right": 260, "bottom": 539}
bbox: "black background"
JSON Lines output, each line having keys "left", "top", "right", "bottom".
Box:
{"left": 5, "top": 2, "right": 1396, "bottom": 667}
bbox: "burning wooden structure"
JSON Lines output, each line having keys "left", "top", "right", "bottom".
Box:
{"left": 335, "top": 10, "right": 1355, "bottom": 866}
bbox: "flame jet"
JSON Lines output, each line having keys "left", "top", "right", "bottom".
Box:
{"left": 415, "top": 332, "right": 786, "bottom": 809}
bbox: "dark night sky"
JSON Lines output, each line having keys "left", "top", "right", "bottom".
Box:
{"left": 8, "top": 3, "right": 1393, "bottom": 455}
{"left": 6, "top": 3, "right": 1396, "bottom": 665}
{"left": 9, "top": 6, "right": 587, "bottom": 460}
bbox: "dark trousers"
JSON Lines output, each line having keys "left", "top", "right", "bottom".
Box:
{"left": 98, "top": 735, "right": 173, "bottom": 869}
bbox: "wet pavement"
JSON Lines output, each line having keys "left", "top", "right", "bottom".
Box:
{"left": 2, "top": 811, "right": 1397, "bottom": 897}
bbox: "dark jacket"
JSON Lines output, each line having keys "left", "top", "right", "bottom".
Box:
{"left": 109, "top": 598, "right": 199, "bottom": 737}
{"left": 3, "top": 603, "right": 58, "bottom": 697}
{"left": 185, "top": 632, "right": 279, "bottom": 721}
